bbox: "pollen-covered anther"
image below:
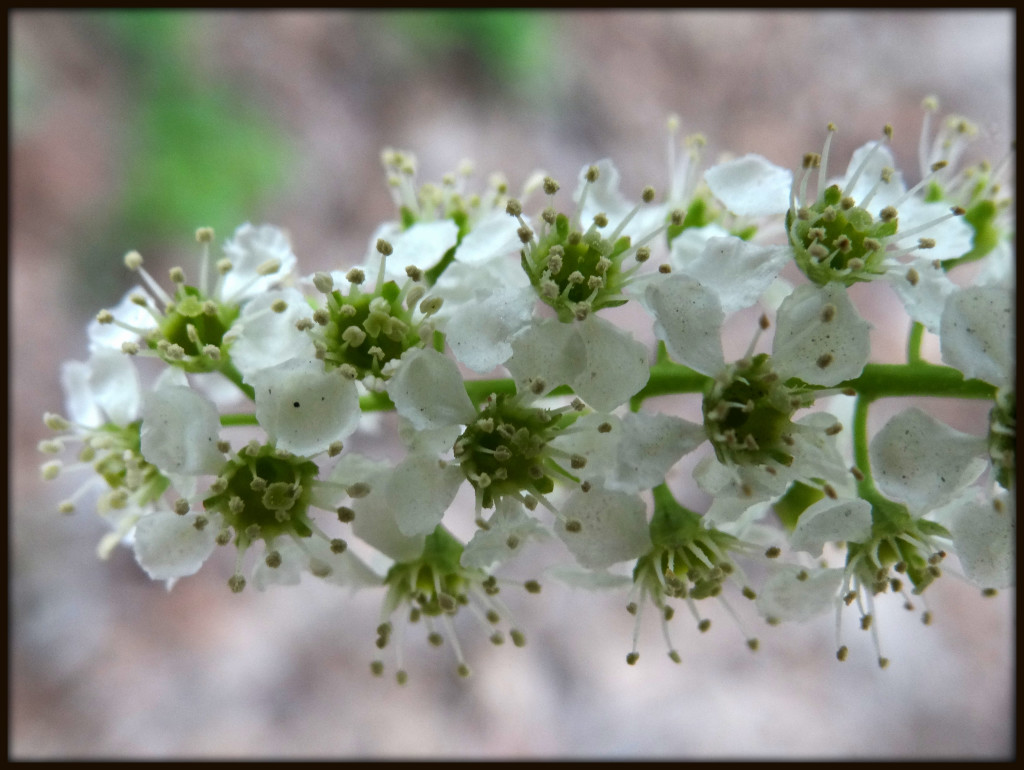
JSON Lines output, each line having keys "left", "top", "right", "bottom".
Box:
{"left": 879, "top": 206, "right": 898, "bottom": 223}
{"left": 837, "top": 645, "right": 849, "bottom": 662}
{"left": 840, "top": 196, "right": 855, "bottom": 211}
{"left": 228, "top": 574, "right": 246, "bottom": 593}
{"left": 802, "top": 152, "right": 821, "bottom": 169}
{"left": 816, "top": 353, "right": 834, "bottom": 369}
{"left": 517, "top": 225, "right": 533, "bottom": 244}
{"left": 635, "top": 246, "right": 651, "bottom": 263}
{"left": 626, "top": 652, "right": 639, "bottom": 665}
{"left": 564, "top": 519, "right": 583, "bottom": 533}
{"left": 95, "top": 310, "right": 115, "bottom": 325}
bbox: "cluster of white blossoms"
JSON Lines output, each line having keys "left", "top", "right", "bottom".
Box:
{"left": 42, "top": 98, "right": 1014, "bottom": 679}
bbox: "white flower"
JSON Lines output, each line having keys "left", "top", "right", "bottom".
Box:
{"left": 705, "top": 130, "right": 974, "bottom": 333}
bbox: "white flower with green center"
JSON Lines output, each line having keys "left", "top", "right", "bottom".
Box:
{"left": 623, "top": 485, "right": 761, "bottom": 665}
{"left": 371, "top": 525, "right": 531, "bottom": 682}
{"left": 94, "top": 224, "right": 297, "bottom": 373}
{"left": 292, "top": 243, "right": 451, "bottom": 390}
{"left": 41, "top": 349, "right": 168, "bottom": 554}
{"left": 706, "top": 126, "right": 974, "bottom": 333}
{"left": 386, "top": 346, "right": 637, "bottom": 524}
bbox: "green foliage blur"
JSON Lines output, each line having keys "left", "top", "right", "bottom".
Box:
{"left": 95, "top": 11, "right": 291, "bottom": 242}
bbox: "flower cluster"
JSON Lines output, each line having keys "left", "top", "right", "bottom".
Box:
{"left": 42, "top": 98, "right": 1014, "bottom": 680}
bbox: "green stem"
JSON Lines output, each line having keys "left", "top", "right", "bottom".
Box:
{"left": 851, "top": 394, "right": 879, "bottom": 499}
{"left": 217, "top": 359, "right": 255, "bottom": 401}
{"left": 907, "top": 321, "right": 925, "bottom": 365}
{"left": 220, "top": 413, "right": 258, "bottom": 427}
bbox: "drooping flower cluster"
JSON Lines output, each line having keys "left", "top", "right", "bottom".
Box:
{"left": 42, "top": 98, "right": 1014, "bottom": 680}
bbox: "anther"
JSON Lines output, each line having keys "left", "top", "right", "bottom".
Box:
{"left": 265, "top": 550, "right": 282, "bottom": 568}
{"left": 626, "top": 652, "right": 639, "bottom": 665}
{"left": 837, "top": 646, "right": 849, "bottom": 662}
{"left": 228, "top": 575, "right": 246, "bottom": 593}
{"left": 346, "top": 268, "right": 365, "bottom": 285}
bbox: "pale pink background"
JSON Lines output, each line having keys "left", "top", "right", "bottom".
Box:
{"left": 11, "top": 10, "right": 1014, "bottom": 759}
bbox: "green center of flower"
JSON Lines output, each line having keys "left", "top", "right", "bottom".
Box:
{"left": 453, "top": 393, "right": 578, "bottom": 509}
{"left": 204, "top": 442, "right": 318, "bottom": 549}
{"left": 703, "top": 353, "right": 815, "bottom": 467}
{"left": 153, "top": 285, "right": 240, "bottom": 371}
{"left": 89, "top": 420, "right": 169, "bottom": 507}
{"left": 637, "top": 487, "right": 748, "bottom": 602}
{"left": 787, "top": 184, "right": 897, "bottom": 286}
{"left": 319, "top": 280, "right": 421, "bottom": 381}
{"left": 847, "top": 500, "right": 951, "bottom": 596}
{"left": 523, "top": 211, "right": 632, "bottom": 322}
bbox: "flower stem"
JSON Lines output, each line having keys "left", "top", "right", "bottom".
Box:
{"left": 907, "top": 321, "right": 925, "bottom": 365}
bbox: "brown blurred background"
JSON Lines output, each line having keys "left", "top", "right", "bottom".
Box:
{"left": 11, "top": 10, "right": 1013, "bottom": 758}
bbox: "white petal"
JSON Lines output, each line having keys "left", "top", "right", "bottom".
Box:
{"left": 545, "top": 563, "right": 633, "bottom": 590}
{"left": 773, "top": 283, "right": 870, "bottom": 386}
{"left": 249, "top": 357, "right": 360, "bottom": 456}
{"left": 230, "top": 288, "right": 317, "bottom": 378}
{"left": 62, "top": 350, "right": 141, "bottom": 428}
{"left": 88, "top": 287, "right": 158, "bottom": 351}
{"left": 789, "top": 498, "right": 873, "bottom": 557}
{"left": 555, "top": 486, "right": 651, "bottom": 570}
{"left": 350, "top": 484, "right": 426, "bottom": 563}
{"left": 429, "top": 253, "right": 531, "bottom": 323}
{"left": 894, "top": 198, "right": 974, "bottom": 261}
{"left": 506, "top": 318, "right": 587, "bottom": 398}
{"left": 949, "top": 493, "right": 1015, "bottom": 589}
{"left": 304, "top": 538, "right": 382, "bottom": 589}
{"left": 884, "top": 258, "right": 956, "bottom": 334}
{"left": 677, "top": 237, "right": 791, "bottom": 315}
{"left": 386, "top": 454, "right": 463, "bottom": 537}
{"left": 456, "top": 210, "right": 523, "bottom": 264}
{"left": 940, "top": 286, "right": 1014, "bottom": 389}
{"left": 219, "top": 224, "right": 297, "bottom": 304}
{"left": 140, "top": 385, "right": 224, "bottom": 475}
{"left": 385, "top": 347, "right": 476, "bottom": 430}
{"left": 252, "top": 539, "right": 305, "bottom": 589}
{"left": 385, "top": 219, "right": 459, "bottom": 275}
{"left": 572, "top": 316, "right": 650, "bottom": 412}
{"left": 756, "top": 566, "right": 844, "bottom": 623}
{"left": 445, "top": 286, "right": 535, "bottom": 372}
{"left": 870, "top": 407, "right": 987, "bottom": 514}
{"left": 666, "top": 223, "right": 731, "bottom": 268}
{"left": 704, "top": 154, "right": 792, "bottom": 217}
{"left": 607, "top": 412, "right": 705, "bottom": 494}
{"left": 133, "top": 510, "right": 216, "bottom": 580}
{"left": 645, "top": 273, "right": 724, "bottom": 376}
{"left": 838, "top": 143, "right": 905, "bottom": 207}
{"left": 462, "top": 497, "right": 551, "bottom": 570}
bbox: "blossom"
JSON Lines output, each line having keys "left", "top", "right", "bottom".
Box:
{"left": 94, "top": 224, "right": 297, "bottom": 373}
{"left": 705, "top": 126, "right": 975, "bottom": 333}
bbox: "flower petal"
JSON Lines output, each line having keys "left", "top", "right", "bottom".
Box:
{"left": 645, "top": 273, "right": 725, "bottom": 376}
{"left": 773, "top": 283, "right": 870, "bottom": 386}
{"left": 445, "top": 286, "right": 535, "bottom": 373}
{"left": 677, "top": 236, "right": 792, "bottom": 315}
{"left": 386, "top": 347, "right": 477, "bottom": 430}
{"left": 940, "top": 286, "right": 1014, "bottom": 389}
{"left": 756, "top": 566, "right": 844, "bottom": 623}
{"left": 789, "top": 498, "right": 873, "bottom": 557}
{"left": 219, "top": 224, "right": 297, "bottom": 304}
{"left": 249, "top": 357, "right": 360, "bottom": 456}
{"left": 870, "top": 407, "right": 987, "bottom": 514}
{"left": 705, "top": 154, "right": 792, "bottom": 217}
{"left": 572, "top": 315, "right": 650, "bottom": 411}
{"left": 140, "top": 385, "right": 224, "bottom": 475}
{"left": 948, "top": 493, "right": 1015, "bottom": 589}
{"left": 555, "top": 486, "right": 651, "bottom": 570}
{"left": 230, "top": 288, "right": 317, "bottom": 378}
{"left": 133, "top": 510, "right": 217, "bottom": 581}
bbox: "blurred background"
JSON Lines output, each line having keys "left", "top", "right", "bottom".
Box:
{"left": 11, "top": 10, "right": 1013, "bottom": 759}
